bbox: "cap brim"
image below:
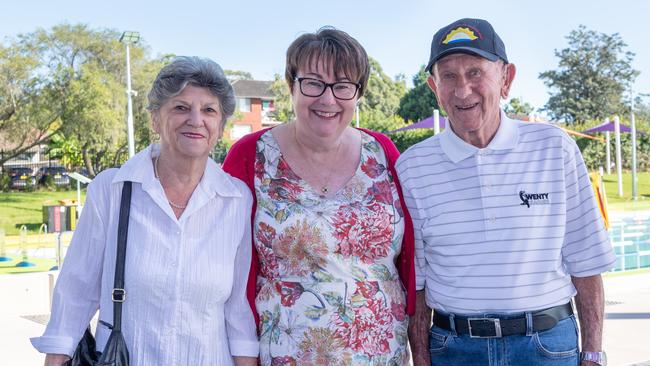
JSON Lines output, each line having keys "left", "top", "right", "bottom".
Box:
{"left": 427, "top": 47, "right": 500, "bottom": 73}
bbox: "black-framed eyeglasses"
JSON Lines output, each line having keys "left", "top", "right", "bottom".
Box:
{"left": 294, "top": 77, "right": 360, "bottom": 100}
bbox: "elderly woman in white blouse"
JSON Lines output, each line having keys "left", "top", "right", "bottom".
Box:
{"left": 31, "top": 56, "right": 258, "bottom": 366}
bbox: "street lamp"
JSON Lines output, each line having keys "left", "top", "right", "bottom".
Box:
{"left": 630, "top": 88, "right": 638, "bottom": 200}
{"left": 119, "top": 31, "right": 140, "bottom": 158}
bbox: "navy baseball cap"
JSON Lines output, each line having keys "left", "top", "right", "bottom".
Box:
{"left": 426, "top": 18, "right": 508, "bottom": 73}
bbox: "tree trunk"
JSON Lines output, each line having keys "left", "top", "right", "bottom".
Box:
{"left": 82, "top": 145, "right": 96, "bottom": 177}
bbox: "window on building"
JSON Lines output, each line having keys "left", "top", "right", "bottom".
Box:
{"left": 237, "top": 98, "right": 251, "bottom": 112}
{"left": 262, "top": 100, "right": 274, "bottom": 111}
{"left": 230, "top": 124, "right": 252, "bottom": 140}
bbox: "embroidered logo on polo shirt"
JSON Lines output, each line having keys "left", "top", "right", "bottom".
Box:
{"left": 519, "top": 191, "right": 550, "bottom": 208}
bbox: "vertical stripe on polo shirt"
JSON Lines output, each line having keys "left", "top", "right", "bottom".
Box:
{"left": 396, "top": 118, "right": 616, "bottom": 314}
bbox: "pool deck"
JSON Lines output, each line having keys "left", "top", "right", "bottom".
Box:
{"left": 1, "top": 270, "right": 649, "bottom": 365}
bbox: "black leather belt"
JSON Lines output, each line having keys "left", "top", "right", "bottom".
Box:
{"left": 433, "top": 302, "right": 573, "bottom": 338}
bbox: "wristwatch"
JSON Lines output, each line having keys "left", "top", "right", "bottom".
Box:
{"left": 580, "top": 351, "right": 607, "bottom": 365}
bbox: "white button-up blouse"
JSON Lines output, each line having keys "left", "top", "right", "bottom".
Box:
{"left": 31, "top": 145, "right": 258, "bottom": 365}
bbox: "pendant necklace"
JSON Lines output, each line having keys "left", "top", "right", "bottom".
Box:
{"left": 293, "top": 124, "right": 342, "bottom": 195}
{"left": 153, "top": 156, "right": 188, "bottom": 209}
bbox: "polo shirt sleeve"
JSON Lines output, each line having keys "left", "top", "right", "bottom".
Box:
{"left": 561, "top": 138, "right": 616, "bottom": 277}
{"left": 396, "top": 154, "right": 427, "bottom": 291}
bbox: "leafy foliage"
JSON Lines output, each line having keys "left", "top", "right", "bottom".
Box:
{"left": 397, "top": 66, "right": 440, "bottom": 123}
{"left": 211, "top": 139, "right": 232, "bottom": 164}
{"left": 47, "top": 132, "right": 83, "bottom": 167}
{"left": 0, "top": 39, "right": 55, "bottom": 164}
{"left": 268, "top": 73, "right": 293, "bottom": 122}
{"left": 358, "top": 108, "right": 433, "bottom": 153}
{"left": 576, "top": 116, "right": 650, "bottom": 172}
{"left": 540, "top": 25, "right": 639, "bottom": 124}
{"left": 225, "top": 69, "right": 253, "bottom": 81}
{"left": 358, "top": 58, "right": 406, "bottom": 119}
{"left": 504, "top": 97, "right": 534, "bottom": 117}
{"left": 0, "top": 24, "right": 170, "bottom": 175}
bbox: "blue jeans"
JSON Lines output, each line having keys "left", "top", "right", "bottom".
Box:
{"left": 429, "top": 313, "right": 579, "bottom": 366}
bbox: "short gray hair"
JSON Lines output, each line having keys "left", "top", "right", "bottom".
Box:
{"left": 147, "top": 56, "right": 235, "bottom": 123}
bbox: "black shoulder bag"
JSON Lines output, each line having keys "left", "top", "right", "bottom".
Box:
{"left": 65, "top": 181, "right": 132, "bottom": 366}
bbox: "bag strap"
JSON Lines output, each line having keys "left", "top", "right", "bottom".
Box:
{"left": 111, "top": 181, "right": 132, "bottom": 332}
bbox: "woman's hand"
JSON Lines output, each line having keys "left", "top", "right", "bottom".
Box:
{"left": 44, "top": 353, "right": 70, "bottom": 366}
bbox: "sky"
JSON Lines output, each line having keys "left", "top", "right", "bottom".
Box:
{"left": 2, "top": 0, "right": 649, "bottom": 114}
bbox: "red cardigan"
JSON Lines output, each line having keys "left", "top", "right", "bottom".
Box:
{"left": 222, "top": 128, "right": 416, "bottom": 326}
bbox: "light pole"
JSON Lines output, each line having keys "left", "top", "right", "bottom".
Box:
{"left": 120, "top": 31, "right": 140, "bottom": 158}
{"left": 630, "top": 89, "right": 638, "bottom": 200}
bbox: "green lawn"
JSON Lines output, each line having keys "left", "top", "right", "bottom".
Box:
{"left": 0, "top": 257, "right": 58, "bottom": 275}
{"left": 602, "top": 172, "right": 650, "bottom": 211}
{"left": 603, "top": 267, "right": 650, "bottom": 278}
{"left": 0, "top": 190, "right": 86, "bottom": 236}
{"left": 0, "top": 172, "right": 648, "bottom": 236}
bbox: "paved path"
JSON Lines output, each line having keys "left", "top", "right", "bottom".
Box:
{"left": 602, "top": 272, "right": 650, "bottom": 365}
{"left": 1, "top": 271, "right": 649, "bottom": 365}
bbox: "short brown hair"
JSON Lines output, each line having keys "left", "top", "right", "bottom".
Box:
{"left": 285, "top": 27, "right": 370, "bottom": 98}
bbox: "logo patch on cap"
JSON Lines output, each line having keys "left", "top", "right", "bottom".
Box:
{"left": 442, "top": 26, "right": 479, "bottom": 45}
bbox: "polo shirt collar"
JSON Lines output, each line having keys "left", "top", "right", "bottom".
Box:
{"left": 440, "top": 110, "right": 519, "bottom": 163}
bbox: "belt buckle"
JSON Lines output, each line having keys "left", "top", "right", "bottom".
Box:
{"left": 467, "top": 318, "right": 502, "bottom": 338}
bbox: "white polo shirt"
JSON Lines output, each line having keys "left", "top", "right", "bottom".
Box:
{"left": 396, "top": 113, "right": 616, "bottom": 314}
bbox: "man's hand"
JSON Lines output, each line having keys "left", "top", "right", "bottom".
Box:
{"left": 408, "top": 290, "right": 432, "bottom": 366}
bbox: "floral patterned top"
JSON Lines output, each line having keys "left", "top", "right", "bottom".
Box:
{"left": 253, "top": 130, "right": 409, "bottom": 366}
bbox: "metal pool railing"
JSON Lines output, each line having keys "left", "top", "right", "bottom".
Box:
{"left": 608, "top": 211, "right": 650, "bottom": 272}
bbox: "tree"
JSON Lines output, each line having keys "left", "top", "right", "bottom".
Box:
{"left": 539, "top": 25, "right": 639, "bottom": 124}
{"left": 397, "top": 66, "right": 440, "bottom": 123}
{"left": 632, "top": 95, "right": 650, "bottom": 124}
{"left": 59, "top": 62, "right": 125, "bottom": 176}
{"left": 359, "top": 57, "right": 406, "bottom": 119}
{"left": 225, "top": 70, "right": 253, "bottom": 82}
{"left": 504, "top": 97, "right": 534, "bottom": 117}
{"left": 130, "top": 54, "right": 176, "bottom": 154}
{"left": 268, "top": 73, "right": 293, "bottom": 122}
{"left": 0, "top": 42, "right": 56, "bottom": 166}
{"left": 0, "top": 23, "right": 159, "bottom": 174}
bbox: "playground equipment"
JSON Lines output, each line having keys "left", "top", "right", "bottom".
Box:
{"left": 50, "top": 231, "right": 66, "bottom": 271}
{"left": 590, "top": 170, "right": 610, "bottom": 230}
{"left": 15, "top": 225, "right": 36, "bottom": 267}
{"left": 582, "top": 115, "right": 644, "bottom": 199}
{"left": 0, "top": 228, "right": 11, "bottom": 262}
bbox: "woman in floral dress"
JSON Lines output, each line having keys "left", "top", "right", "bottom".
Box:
{"left": 223, "top": 27, "right": 415, "bottom": 366}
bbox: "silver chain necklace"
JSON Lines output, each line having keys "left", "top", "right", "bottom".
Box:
{"left": 153, "top": 156, "right": 188, "bottom": 210}
{"left": 293, "top": 124, "right": 342, "bottom": 195}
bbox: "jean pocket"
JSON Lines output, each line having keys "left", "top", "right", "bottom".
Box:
{"left": 533, "top": 316, "right": 579, "bottom": 359}
{"left": 429, "top": 325, "right": 451, "bottom": 354}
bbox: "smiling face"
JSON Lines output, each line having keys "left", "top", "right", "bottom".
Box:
{"left": 429, "top": 53, "right": 516, "bottom": 147}
{"left": 152, "top": 84, "right": 223, "bottom": 160}
{"left": 291, "top": 59, "right": 358, "bottom": 139}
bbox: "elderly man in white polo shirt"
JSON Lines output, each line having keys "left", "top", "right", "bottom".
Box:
{"left": 398, "top": 18, "right": 616, "bottom": 366}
